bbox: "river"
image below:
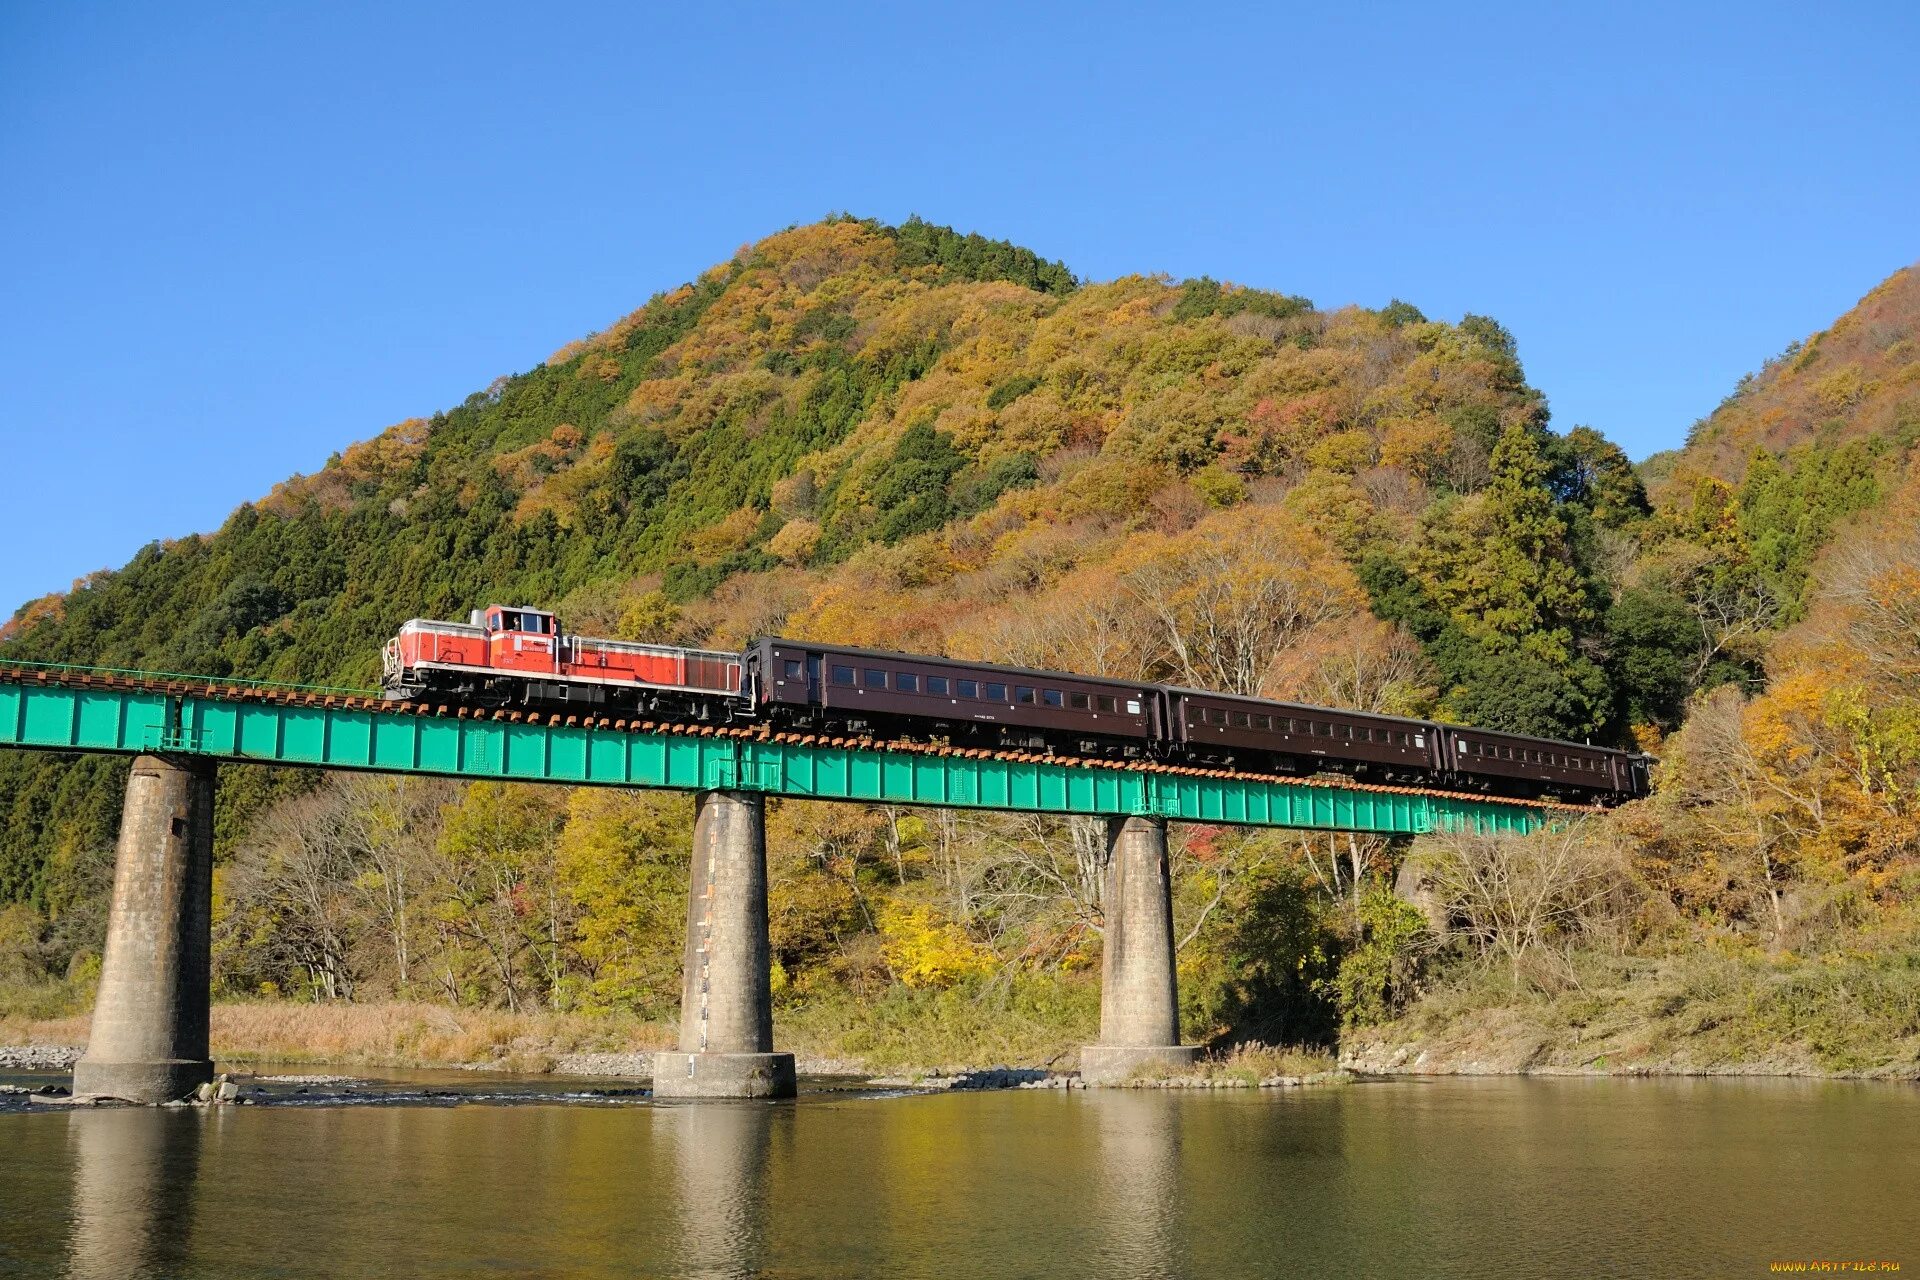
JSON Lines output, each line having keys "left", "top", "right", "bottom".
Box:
{"left": 2, "top": 1071, "right": 1916, "bottom": 1277}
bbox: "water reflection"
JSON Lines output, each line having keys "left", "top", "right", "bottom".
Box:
{"left": 1094, "top": 1093, "right": 1185, "bottom": 1278}
{"left": 664, "top": 1102, "right": 774, "bottom": 1279}
{"left": 66, "top": 1107, "right": 202, "bottom": 1280}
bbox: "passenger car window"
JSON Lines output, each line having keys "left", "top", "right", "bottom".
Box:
{"left": 831, "top": 665, "right": 855, "bottom": 686}
{"left": 1231, "top": 712, "right": 1251, "bottom": 728}
{"left": 1042, "top": 689, "right": 1064, "bottom": 708}
{"left": 958, "top": 680, "right": 978, "bottom": 698}
{"left": 896, "top": 673, "right": 919, "bottom": 693}
{"left": 928, "top": 676, "right": 949, "bottom": 695}
{"left": 864, "top": 669, "right": 886, "bottom": 689}
{"left": 784, "top": 659, "right": 803, "bottom": 678}
{"left": 1069, "top": 692, "right": 1090, "bottom": 710}
{"left": 1016, "top": 687, "right": 1036, "bottom": 705}
{"left": 1126, "top": 699, "right": 1141, "bottom": 714}
{"left": 986, "top": 682, "right": 1008, "bottom": 701}
{"left": 1095, "top": 695, "right": 1116, "bottom": 713}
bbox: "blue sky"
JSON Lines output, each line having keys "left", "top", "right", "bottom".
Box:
{"left": 2, "top": 2, "right": 1916, "bottom": 618}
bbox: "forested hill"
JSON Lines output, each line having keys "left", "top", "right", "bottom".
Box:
{"left": 1649, "top": 262, "right": 1920, "bottom": 490}
{"left": 4, "top": 215, "right": 1652, "bottom": 731}
{"left": 2, "top": 218, "right": 1914, "bottom": 921}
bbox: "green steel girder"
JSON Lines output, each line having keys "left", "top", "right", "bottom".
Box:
{"left": 0, "top": 675, "right": 1547, "bottom": 835}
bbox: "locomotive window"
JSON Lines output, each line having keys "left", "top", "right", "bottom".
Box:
{"left": 1016, "top": 687, "right": 1036, "bottom": 705}
{"left": 784, "top": 659, "right": 804, "bottom": 679}
{"left": 1095, "top": 695, "right": 1117, "bottom": 714}
{"left": 1069, "top": 692, "right": 1090, "bottom": 710}
{"left": 897, "top": 673, "right": 919, "bottom": 693}
{"left": 864, "top": 669, "right": 887, "bottom": 689}
{"left": 831, "top": 665, "right": 855, "bottom": 686}
{"left": 986, "top": 682, "right": 1008, "bottom": 701}
{"left": 1042, "top": 689, "right": 1064, "bottom": 708}
{"left": 958, "top": 680, "right": 978, "bottom": 698}
{"left": 928, "top": 676, "right": 949, "bottom": 695}
{"left": 1231, "top": 711, "right": 1251, "bottom": 728}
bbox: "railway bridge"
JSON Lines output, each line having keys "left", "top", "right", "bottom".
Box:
{"left": 0, "top": 661, "right": 1553, "bottom": 1102}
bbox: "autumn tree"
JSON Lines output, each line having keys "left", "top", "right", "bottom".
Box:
{"left": 1115, "top": 506, "right": 1360, "bottom": 695}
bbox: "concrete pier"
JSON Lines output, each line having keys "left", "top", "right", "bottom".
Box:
{"left": 653, "top": 790, "right": 796, "bottom": 1099}
{"left": 1079, "top": 816, "right": 1200, "bottom": 1084}
{"left": 73, "top": 756, "right": 217, "bottom": 1103}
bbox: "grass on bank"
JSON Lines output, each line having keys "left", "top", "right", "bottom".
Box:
{"left": 0, "top": 996, "right": 676, "bottom": 1072}
{"left": 1362, "top": 939, "right": 1920, "bottom": 1078}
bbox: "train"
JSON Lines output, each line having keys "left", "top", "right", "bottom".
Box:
{"left": 382, "top": 605, "right": 1653, "bottom": 806}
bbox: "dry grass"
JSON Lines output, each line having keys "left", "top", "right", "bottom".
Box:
{"left": 1, "top": 1000, "right": 676, "bottom": 1071}
{"left": 0, "top": 1008, "right": 87, "bottom": 1049}
{"left": 1118, "top": 1041, "right": 1340, "bottom": 1085}
{"left": 1203, "top": 1042, "right": 1339, "bottom": 1080}
{"left": 1169, "top": 1042, "right": 1339, "bottom": 1085}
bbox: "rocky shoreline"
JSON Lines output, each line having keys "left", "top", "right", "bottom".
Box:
{"left": 0, "top": 1045, "right": 79, "bottom": 1071}
{"left": 4, "top": 1042, "right": 1353, "bottom": 1092}
{"left": 15, "top": 1038, "right": 1917, "bottom": 1086}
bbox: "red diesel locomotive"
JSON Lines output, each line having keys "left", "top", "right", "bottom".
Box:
{"left": 381, "top": 605, "right": 740, "bottom": 719}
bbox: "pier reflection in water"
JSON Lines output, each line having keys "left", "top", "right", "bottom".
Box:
{"left": 66, "top": 1108, "right": 202, "bottom": 1280}
{"left": 1093, "top": 1092, "right": 1185, "bottom": 1278}
{"left": 663, "top": 1101, "right": 777, "bottom": 1279}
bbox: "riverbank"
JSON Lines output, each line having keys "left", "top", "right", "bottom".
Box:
{"left": 1340, "top": 947, "right": 1920, "bottom": 1081}
{"left": 0, "top": 1001, "right": 1342, "bottom": 1085}
{"left": 11, "top": 951, "right": 1920, "bottom": 1083}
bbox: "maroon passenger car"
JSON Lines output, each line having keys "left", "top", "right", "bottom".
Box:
{"left": 1172, "top": 689, "right": 1437, "bottom": 783}
{"left": 745, "top": 639, "right": 1161, "bottom": 756}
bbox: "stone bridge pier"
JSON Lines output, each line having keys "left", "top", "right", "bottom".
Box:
{"left": 73, "top": 755, "right": 218, "bottom": 1104}
{"left": 653, "top": 790, "right": 797, "bottom": 1099}
{"left": 1079, "top": 816, "right": 1200, "bottom": 1084}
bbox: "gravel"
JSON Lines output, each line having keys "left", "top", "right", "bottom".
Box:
{"left": 0, "top": 1045, "right": 81, "bottom": 1071}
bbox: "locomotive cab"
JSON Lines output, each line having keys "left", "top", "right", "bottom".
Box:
{"left": 476, "top": 605, "right": 561, "bottom": 674}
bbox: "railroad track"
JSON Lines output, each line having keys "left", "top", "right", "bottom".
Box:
{"left": 0, "top": 660, "right": 1597, "bottom": 814}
